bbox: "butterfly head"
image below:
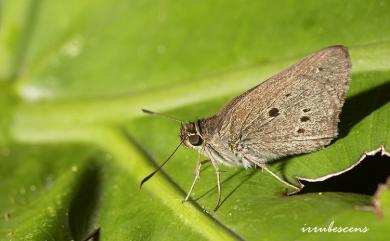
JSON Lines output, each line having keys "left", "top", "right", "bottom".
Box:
{"left": 180, "top": 121, "right": 204, "bottom": 148}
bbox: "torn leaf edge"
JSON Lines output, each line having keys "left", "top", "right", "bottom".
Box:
{"left": 288, "top": 145, "right": 390, "bottom": 194}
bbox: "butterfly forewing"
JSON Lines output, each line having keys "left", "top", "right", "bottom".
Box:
{"left": 211, "top": 46, "right": 351, "bottom": 163}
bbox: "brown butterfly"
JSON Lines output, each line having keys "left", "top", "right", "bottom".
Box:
{"left": 141, "top": 45, "right": 351, "bottom": 210}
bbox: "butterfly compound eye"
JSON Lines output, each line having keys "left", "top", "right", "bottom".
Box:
{"left": 188, "top": 134, "right": 203, "bottom": 146}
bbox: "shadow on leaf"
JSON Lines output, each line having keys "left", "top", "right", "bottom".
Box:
{"left": 339, "top": 75, "right": 390, "bottom": 138}
{"left": 69, "top": 160, "right": 102, "bottom": 241}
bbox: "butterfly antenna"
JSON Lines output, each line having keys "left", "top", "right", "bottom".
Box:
{"left": 140, "top": 141, "right": 182, "bottom": 189}
{"left": 142, "top": 109, "right": 183, "bottom": 123}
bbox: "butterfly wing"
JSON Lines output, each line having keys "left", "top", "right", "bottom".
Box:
{"left": 212, "top": 46, "right": 351, "bottom": 163}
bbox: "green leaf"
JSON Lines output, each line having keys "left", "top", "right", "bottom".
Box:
{"left": 1, "top": 0, "right": 390, "bottom": 240}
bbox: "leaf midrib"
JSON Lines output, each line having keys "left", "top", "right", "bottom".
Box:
{"left": 11, "top": 41, "right": 390, "bottom": 140}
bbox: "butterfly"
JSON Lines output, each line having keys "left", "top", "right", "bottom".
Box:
{"left": 142, "top": 45, "right": 351, "bottom": 210}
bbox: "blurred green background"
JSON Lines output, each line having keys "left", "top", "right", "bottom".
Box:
{"left": 1, "top": 0, "right": 390, "bottom": 240}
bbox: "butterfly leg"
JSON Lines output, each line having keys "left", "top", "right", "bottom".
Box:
{"left": 247, "top": 156, "right": 299, "bottom": 191}
{"left": 258, "top": 163, "right": 299, "bottom": 191}
{"left": 183, "top": 157, "right": 209, "bottom": 202}
{"left": 210, "top": 160, "right": 222, "bottom": 211}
